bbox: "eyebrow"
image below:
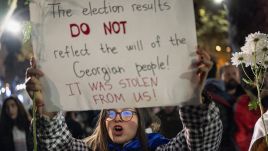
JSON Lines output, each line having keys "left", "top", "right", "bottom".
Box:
{"left": 109, "top": 108, "right": 135, "bottom": 110}
{"left": 107, "top": 108, "right": 136, "bottom": 112}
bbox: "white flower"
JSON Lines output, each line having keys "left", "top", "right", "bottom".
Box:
{"left": 244, "top": 52, "right": 260, "bottom": 67}
{"left": 240, "top": 32, "right": 268, "bottom": 67}
{"left": 256, "top": 39, "right": 268, "bottom": 54}
{"left": 231, "top": 52, "right": 247, "bottom": 67}
{"left": 241, "top": 44, "right": 253, "bottom": 53}
{"left": 240, "top": 51, "right": 264, "bottom": 67}
{"left": 239, "top": 32, "right": 268, "bottom": 140}
{"left": 255, "top": 50, "right": 268, "bottom": 65}
{"left": 242, "top": 38, "right": 268, "bottom": 54}
{"left": 260, "top": 43, "right": 268, "bottom": 56}
{"left": 242, "top": 32, "right": 268, "bottom": 54}
{"left": 245, "top": 31, "right": 268, "bottom": 44}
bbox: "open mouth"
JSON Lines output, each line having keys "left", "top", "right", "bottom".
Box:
{"left": 113, "top": 125, "right": 124, "bottom": 136}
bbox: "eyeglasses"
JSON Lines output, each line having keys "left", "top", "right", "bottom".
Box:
{"left": 106, "top": 109, "right": 137, "bottom": 122}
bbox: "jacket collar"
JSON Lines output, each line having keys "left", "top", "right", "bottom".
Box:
{"left": 108, "top": 133, "right": 169, "bottom": 151}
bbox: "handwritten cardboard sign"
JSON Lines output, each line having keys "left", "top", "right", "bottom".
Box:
{"left": 30, "top": 0, "right": 197, "bottom": 111}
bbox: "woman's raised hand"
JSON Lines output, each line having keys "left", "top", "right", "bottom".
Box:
{"left": 192, "top": 48, "right": 212, "bottom": 103}
{"left": 25, "top": 58, "right": 45, "bottom": 114}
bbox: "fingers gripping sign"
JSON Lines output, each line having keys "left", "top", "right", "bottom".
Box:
{"left": 191, "top": 48, "right": 212, "bottom": 103}
{"left": 196, "top": 48, "right": 212, "bottom": 85}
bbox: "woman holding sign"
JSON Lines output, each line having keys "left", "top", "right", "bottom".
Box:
{"left": 25, "top": 49, "right": 222, "bottom": 151}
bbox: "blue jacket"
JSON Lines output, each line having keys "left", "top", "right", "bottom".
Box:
{"left": 108, "top": 133, "right": 169, "bottom": 151}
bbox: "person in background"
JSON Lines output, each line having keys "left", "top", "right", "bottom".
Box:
{"left": 156, "top": 106, "right": 183, "bottom": 139}
{"left": 65, "top": 111, "right": 87, "bottom": 139}
{"left": 248, "top": 72, "right": 268, "bottom": 151}
{"left": 249, "top": 99, "right": 268, "bottom": 151}
{"left": 248, "top": 94, "right": 268, "bottom": 151}
{"left": 219, "top": 64, "right": 246, "bottom": 106}
{"left": 0, "top": 96, "right": 33, "bottom": 151}
{"left": 78, "top": 110, "right": 100, "bottom": 136}
{"left": 25, "top": 49, "right": 223, "bottom": 150}
{"left": 233, "top": 71, "right": 268, "bottom": 151}
{"left": 205, "top": 60, "right": 238, "bottom": 151}
{"left": 140, "top": 108, "right": 161, "bottom": 134}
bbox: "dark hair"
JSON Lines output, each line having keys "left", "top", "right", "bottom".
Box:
{"left": 85, "top": 108, "right": 148, "bottom": 151}
{"left": 251, "top": 136, "right": 268, "bottom": 151}
{"left": 0, "top": 96, "right": 30, "bottom": 131}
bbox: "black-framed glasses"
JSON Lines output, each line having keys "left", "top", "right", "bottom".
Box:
{"left": 106, "top": 109, "right": 137, "bottom": 122}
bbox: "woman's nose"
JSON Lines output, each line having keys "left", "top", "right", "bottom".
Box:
{"left": 114, "top": 113, "right": 122, "bottom": 122}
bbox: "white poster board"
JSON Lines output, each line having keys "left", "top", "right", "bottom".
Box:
{"left": 30, "top": 0, "right": 197, "bottom": 111}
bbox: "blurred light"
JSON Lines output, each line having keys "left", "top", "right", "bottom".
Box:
{"left": 199, "top": 8, "right": 206, "bottom": 17}
{"left": 5, "top": 87, "right": 11, "bottom": 96}
{"left": 216, "top": 45, "right": 222, "bottom": 52}
{"left": 1, "top": 87, "right": 5, "bottom": 93}
{"left": 4, "top": 19, "right": 21, "bottom": 34}
{"left": 226, "top": 46, "right": 232, "bottom": 53}
{"left": 18, "top": 94, "right": 24, "bottom": 103}
{"left": 214, "top": 0, "right": 224, "bottom": 4}
{"left": 16, "top": 83, "right": 26, "bottom": 91}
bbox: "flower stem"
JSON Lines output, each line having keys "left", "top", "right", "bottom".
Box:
{"left": 260, "top": 68, "right": 267, "bottom": 89}
{"left": 253, "top": 41, "right": 268, "bottom": 145}
{"left": 256, "top": 80, "right": 268, "bottom": 145}
{"left": 32, "top": 93, "right": 38, "bottom": 151}
{"left": 241, "top": 64, "right": 252, "bottom": 82}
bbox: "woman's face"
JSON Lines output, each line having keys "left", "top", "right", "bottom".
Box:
{"left": 105, "top": 108, "right": 138, "bottom": 144}
{"left": 5, "top": 99, "right": 18, "bottom": 120}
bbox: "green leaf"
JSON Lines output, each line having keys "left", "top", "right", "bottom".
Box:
{"left": 248, "top": 99, "right": 259, "bottom": 110}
